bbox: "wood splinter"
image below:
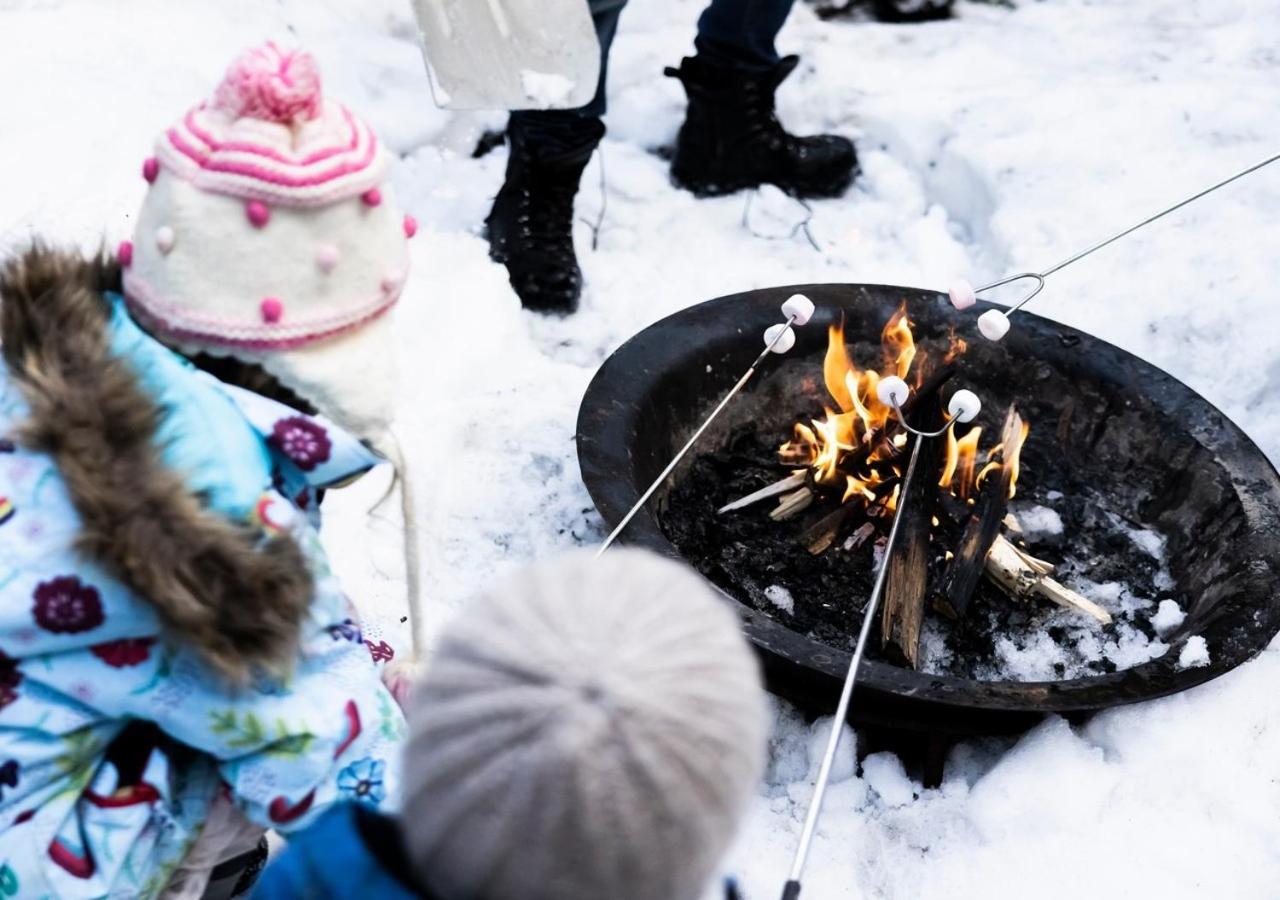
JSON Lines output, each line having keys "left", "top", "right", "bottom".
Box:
{"left": 985, "top": 534, "right": 1112, "bottom": 624}
{"left": 718, "top": 471, "right": 807, "bottom": 515}
{"left": 770, "top": 487, "right": 814, "bottom": 521}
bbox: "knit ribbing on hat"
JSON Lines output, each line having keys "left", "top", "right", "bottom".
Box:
{"left": 401, "top": 549, "right": 769, "bottom": 900}
{"left": 157, "top": 44, "right": 385, "bottom": 207}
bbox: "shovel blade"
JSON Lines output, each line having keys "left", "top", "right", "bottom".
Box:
{"left": 410, "top": 0, "right": 601, "bottom": 110}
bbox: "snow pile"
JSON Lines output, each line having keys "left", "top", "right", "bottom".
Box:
{"left": 1013, "top": 503, "right": 1063, "bottom": 539}
{"left": 4, "top": 0, "right": 1280, "bottom": 897}
{"left": 764, "top": 584, "right": 797, "bottom": 614}
{"left": 521, "top": 69, "right": 577, "bottom": 107}
{"left": 1152, "top": 598, "right": 1188, "bottom": 635}
{"left": 1178, "top": 635, "right": 1212, "bottom": 670}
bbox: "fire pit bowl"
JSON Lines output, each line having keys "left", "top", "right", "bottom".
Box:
{"left": 577, "top": 284, "right": 1280, "bottom": 739}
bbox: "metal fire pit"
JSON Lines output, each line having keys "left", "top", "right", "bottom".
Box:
{"left": 576, "top": 284, "right": 1280, "bottom": 753}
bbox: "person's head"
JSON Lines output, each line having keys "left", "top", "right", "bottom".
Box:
{"left": 121, "top": 42, "right": 415, "bottom": 439}
{"left": 401, "top": 548, "right": 769, "bottom": 900}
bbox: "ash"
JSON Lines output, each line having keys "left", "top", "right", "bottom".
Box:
{"left": 663, "top": 426, "right": 1187, "bottom": 683}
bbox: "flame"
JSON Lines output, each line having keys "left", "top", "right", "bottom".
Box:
{"left": 882, "top": 307, "right": 917, "bottom": 381}
{"left": 777, "top": 310, "right": 1033, "bottom": 523}
{"left": 781, "top": 314, "right": 914, "bottom": 484}
{"left": 971, "top": 414, "right": 1030, "bottom": 499}
{"left": 1005, "top": 418, "right": 1031, "bottom": 499}
{"left": 824, "top": 321, "right": 856, "bottom": 412}
{"left": 940, "top": 426, "right": 983, "bottom": 498}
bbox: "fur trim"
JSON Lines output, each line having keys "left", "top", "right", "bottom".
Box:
{"left": 0, "top": 244, "right": 313, "bottom": 684}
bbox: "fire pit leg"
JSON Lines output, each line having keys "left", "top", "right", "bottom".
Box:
{"left": 922, "top": 731, "right": 951, "bottom": 790}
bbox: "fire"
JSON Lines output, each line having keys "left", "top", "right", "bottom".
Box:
{"left": 969, "top": 417, "right": 1029, "bottom": 500}
{"left": 882, "top": 308, "right": 916, "bottom": 381}
{"left": 1004, "top": 418, "right": 1031, "bottom": 498}
{"left": 779, "top": 306, "right": 1032, "bottom": 511}
{"left": 781, "top": 307, "right": 916, "bottom": 489}
{"left": 940, "top": 425, "right": 983, "bottom": 498}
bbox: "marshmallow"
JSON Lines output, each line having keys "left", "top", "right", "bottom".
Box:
{"left": 764, "top": 323, "right": 796, "bottom": 354}
{"left": 876, "top": 375, "right": 911, "bottom": 408}
{"left": 947, "top": 389, "right": 982, "bottom": 424}
{"left": 978, "top": 310, "right": 1011, "bottom": 341}
{"left": 781, "top": 294, "right": 816, "bottom": 326}
{"left": 948, "top": 279, "right": 977, "bottom": 310}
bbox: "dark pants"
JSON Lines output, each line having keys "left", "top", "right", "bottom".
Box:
{"left": 508, "top": 0, "right": 795, "bottom": 152}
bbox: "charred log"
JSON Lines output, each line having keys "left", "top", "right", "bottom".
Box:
{"left": 880, "top": 394, "right": 947, "bottom": 668}
{"left": 933, "top": 407, "right": 1026, "bottom": 620}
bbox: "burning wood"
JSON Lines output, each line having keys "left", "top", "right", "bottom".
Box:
{"left": 881, "top": 394, "right": 945, "bottom": 668}
{"left": 717, "top": 306, "right": 1114, "bottom": 670}
{"left": 934, "top": 407, "right": 1028, "bottom": 621}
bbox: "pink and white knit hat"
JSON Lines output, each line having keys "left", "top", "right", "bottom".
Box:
{"left": 122, "top": 43, "right": 416, "bottom": 436}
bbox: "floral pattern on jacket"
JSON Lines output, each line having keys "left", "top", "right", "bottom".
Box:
{"left": 0, "top": 300, "right": 405, "bottom": 899}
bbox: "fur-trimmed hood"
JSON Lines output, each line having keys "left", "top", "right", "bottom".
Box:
{"left": 0, "top": 244, "right": 315, "bottom": 682}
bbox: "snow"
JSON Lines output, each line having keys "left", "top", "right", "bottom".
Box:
{"left": 764, "top": 584, "right": 796, "bottom": 614}
{"left": 4, "top": 0, "right": 1280, "bottom": 897}
{"left": 1013, "top": 502, "right": 1063, "bottom": 539}
{"left": 1153, "top": 598, "right": 1188, "bottom": 635}
{"left": 1178, "top": 635, "right": 1212, "bottom": 670}
{"left": 520, "top": 69, "right": 577, "bottom": 107}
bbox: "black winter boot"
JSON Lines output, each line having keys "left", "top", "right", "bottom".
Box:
{"left": 485, "top": 122, "right": 603, "bottom": 314}
{"left": 665, "top": 55, "right": 857, "bottom": 199}
{"left": 872, "top": 0, "right": 953, "bottom": 23}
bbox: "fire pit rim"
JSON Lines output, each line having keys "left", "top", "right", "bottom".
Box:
{"left": 576, "top": 282, "right": 1280, "bottom": 719}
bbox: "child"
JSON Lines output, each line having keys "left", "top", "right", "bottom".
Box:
{"left": 0, "top": 44, "right": 416, "bottom": 897}
{"left": 255, "top": 548, "right": 770, "bottom": 900}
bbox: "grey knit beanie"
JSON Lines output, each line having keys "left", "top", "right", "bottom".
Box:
{"left": 401, "top": 548, "right": 769, "bottom": 900}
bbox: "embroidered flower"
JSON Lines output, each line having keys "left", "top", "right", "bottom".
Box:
{"left": 367, "top": 640, "right": 394, "bottom": 664}
{"left": 32, "top": 577, "right": 104, "bottom": 634}
{"left": 327, "top": 619, "right": 362, "bottom": 643}
{"left": 0, "top": 652, "right": 21, "bottom": 710}
{"left": 90, "top": 638, "right": 155, "bottom": 668}
{"left": 336, "top": 757, "right": 386, "bottom": 807}
{"left": 268, "top": 417, "right": 332, "bottom": 472}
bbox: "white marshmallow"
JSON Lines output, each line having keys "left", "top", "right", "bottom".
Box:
{"left": 781, "top": 294, "right": 815, "bottom": 326}
{"left": 764, "top": 323, "right": 796, "bottom": 354}
{"left": 947, "top": 389, "right": 982, "bottom": 423}
{"left": 948, "top": 279, "right": 977, "bottom": 310}
{"left": 978, "top": 309, "right": 1011, "bottom": 341}
{"left": 876, "top": 375, "right": 911, "bottom": 408}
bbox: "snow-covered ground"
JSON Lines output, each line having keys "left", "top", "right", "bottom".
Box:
{"left": 4, "top": 0, "right": 1280, "bottom": 896}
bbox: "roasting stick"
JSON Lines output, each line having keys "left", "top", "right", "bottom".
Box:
{"left": 948, "top": 149, "right": 1280, "bottom": 341}
{"left": 596, "top": 294, "right": 817, "bottom": 557}
{"left": 782, "top": 376, "right": 981, "bottom": 900}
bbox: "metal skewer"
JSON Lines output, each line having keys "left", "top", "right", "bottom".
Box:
{"left": 951, "top": 150, "right": 1280, "bottom": 340}
{"left": 597, "top": 295, "right": 817, "bottom": 557}
{"left": 781, "top": 378, "right": 981, "bottom": 899}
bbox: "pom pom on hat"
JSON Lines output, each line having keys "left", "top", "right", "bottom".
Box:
{"left": 401, "top": 549, "right": 769, "bottom": 900}
{"left": 213, "top": 42, "right": 322, "bottom": 125}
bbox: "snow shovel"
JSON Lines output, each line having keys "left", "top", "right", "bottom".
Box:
{"left": 410, "top": 0, "right": 602, "bottom": 110}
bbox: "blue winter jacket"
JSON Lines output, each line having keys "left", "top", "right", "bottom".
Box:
{"left": 253, "top": 803, "right": 426, "bottom": 899}
{"left": 0, "top": 274, "right": 406, "bottom": 898}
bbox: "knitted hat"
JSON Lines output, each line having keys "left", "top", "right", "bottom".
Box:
{"left": 402, "top": 549, "right": 769, "bottom": 900}
{"left": 121, "top": 43, "right": 415, "bottom": 437}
